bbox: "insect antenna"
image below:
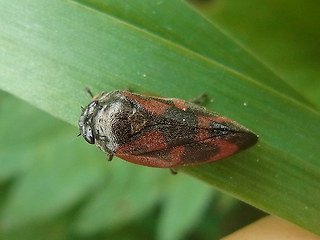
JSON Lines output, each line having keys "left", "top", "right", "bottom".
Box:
{"left": 84, "top": 87, "right": 94, "bottom": 98}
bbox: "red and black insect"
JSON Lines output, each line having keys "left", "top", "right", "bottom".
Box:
{"left": 78, "top": 90, "right": 258, "bottom": 168}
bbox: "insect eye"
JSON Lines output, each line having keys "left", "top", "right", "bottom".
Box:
{"left": 88, "top": 101, "right": 97, "bottom": 114}
{"left": 84, "top": 127, "right": 95, "bottom": 144}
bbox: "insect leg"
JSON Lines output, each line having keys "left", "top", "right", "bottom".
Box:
{"left": 169, "top": 168, "right": 178, "bottom": 175}
{"left": 106, "top": 153, "right": 114, "bottom": 161}
{"left": 189, "top": 93, "right": 209, "bottom": 105}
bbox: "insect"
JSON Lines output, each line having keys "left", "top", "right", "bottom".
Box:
{"left": 78, "top": 90, "right": 258, "bottom": 168}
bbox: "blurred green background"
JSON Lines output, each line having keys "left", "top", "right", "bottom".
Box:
{"left": 1, "top": 0, "right": 319, "bottom": 239}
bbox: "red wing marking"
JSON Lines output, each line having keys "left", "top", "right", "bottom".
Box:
{"left": 173, "top": 99, "right": 187, "bottom": 111}
{"left": 115, "top": 154, "right": 171, "bottom": 168}
{"left": 122, "top": 92, "right": 171, "bottom": 115}
{"left": 168, "top": 145, "right": 185, "bottom": 165}
{"left": 197, "top": 115, "right": 233, "bottom": 128}
{"left": 116, "top": 145, "right": 185, "bottom": 168}
{"left": 194, "top": 128, "right": 210, "bottom": 142}
{"left": 205, "top": 138, "right": 239, "bottom": 161}
{"left": 116, "top": 130, "right": 167, "bottom": 155}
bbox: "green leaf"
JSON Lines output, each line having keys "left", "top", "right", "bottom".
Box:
{"left": 208, "top": 0, "right": 320, "bottom": 107}
{"left": 74, "top": 163, "right": 164, "bottom": 234}
{"left": 0, "top": 0, "right": 319, "bottom": 237}
{"left": 157, "top": 175, "right": 214, "bottom": 240}
{"left": 0, "top": 92, "right": 108, "bottom": 228}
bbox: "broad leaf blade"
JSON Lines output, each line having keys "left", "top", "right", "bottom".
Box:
{"left": 0, "top": 0, "right": 319, "bottom": 236}
{"left": 76, "top": 0, "right": 310, "bottom": 106}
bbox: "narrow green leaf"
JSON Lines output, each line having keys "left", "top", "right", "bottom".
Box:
{"left": 0, "top": 0, "right": 319, "bottom": 236}
{"left": 209, "top": 0, "right": 320, "bottom": 107}
{"left": 76, "top": 0, "right": 310, "bottom": 105}
{"left": 157, "top": 175, "right": 214, "bottom": 240}
{"left": 1, "top": 116, "right": 108, "bottom": 228}
{"left": 74, "top": 163, "right": 164, "bottom": 234}
{"left": 0, "top": 91, "right": 46, "bottom": 181}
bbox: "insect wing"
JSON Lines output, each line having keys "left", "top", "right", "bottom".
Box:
{"left": 115, "top": 92, "right": 257, "bottom": 168}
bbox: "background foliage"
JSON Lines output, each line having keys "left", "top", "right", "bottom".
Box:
{"left": 0, "top": 0, "right": 319, "bottom": 239}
